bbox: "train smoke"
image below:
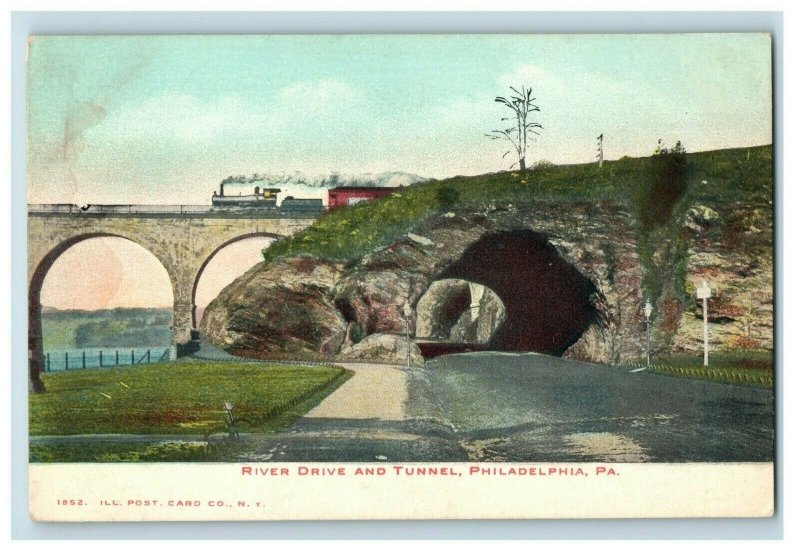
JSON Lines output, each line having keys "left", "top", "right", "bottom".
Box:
{"left": 219, "top": 171, "right": 430, "bottom": 190}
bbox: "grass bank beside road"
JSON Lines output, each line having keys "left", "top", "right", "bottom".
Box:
{"left": 29, "top": 360, "right": 351, "bottom": 436}
{"left": 626, "top": 349, "right": 773, "bottom": 388}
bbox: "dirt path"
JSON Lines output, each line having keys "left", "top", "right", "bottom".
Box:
{"left": 304, "top": 363, "right": 408, "bottom": 421}
{"left": 246, "top": 362, "right": 465, "bottom": 461}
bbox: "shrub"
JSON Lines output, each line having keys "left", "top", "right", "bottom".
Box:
{"left": 532, "top": 159, "right": 555, "bottom": 170}
{"left": 436, "top": 187, "right": 460, "bottom": 209}
{"left": 638, "top": 140, "right": 689, "bottom": 230}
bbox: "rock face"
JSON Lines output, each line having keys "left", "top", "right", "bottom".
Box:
{"left": 203, "top": 200, "right": 647, "bottom": 365}
{"left": 671, "top": 201, "right": 773, "bottom": 353}
{"left": 333, "top": 270, "right": 427, "bottom": 336}
{"left": 203, "top": 183, "right": 773, "bottom": 365}
{"left": 339, "top": 333, "right": 424, "bottom": 365}
{"left": 201, "top": 256, "right": 347, "bottom": 360}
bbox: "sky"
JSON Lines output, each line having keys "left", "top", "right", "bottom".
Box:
{"left": 29, "top": 34, "right": 773, "bottom": 310}
{"left": 28, "top": 34, "right": 773, "bottom": 205}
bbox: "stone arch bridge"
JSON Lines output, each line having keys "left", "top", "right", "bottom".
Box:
{"left": 27, "top": 204, "right": 316, "bottom": 391}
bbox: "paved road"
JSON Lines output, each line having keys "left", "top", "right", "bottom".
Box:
{"left": 243, "top": 352, "right": 773, "bottom": 463}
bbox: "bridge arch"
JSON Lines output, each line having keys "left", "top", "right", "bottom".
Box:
{"left": 191, "top": 232, "right": 281, "bottom": 330}
{"left": 27, "top": 208, "right": 317, "bottom": 391}
{"left": 28, "top": 233, "right": 175, "bottom": 392}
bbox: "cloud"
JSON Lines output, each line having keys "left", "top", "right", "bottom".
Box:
{"left": 85, "top": 78, "right": 364, "bottom": 147}
{"left": 499, "top": 64, "right": 564, "bottom": 90}
{"left": 277, "top": 78, "right": 363, "bottom": 115}
{"left": 499, "top": 63, "right": 632, "bottom": 101}
{"left": 92, "top": 92, "right": 251, "bottom": 143}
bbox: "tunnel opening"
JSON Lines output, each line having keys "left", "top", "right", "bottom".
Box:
{"left": 434, "top": 230, "right": 600, "bottom": 356}
{"left": 414, "top": 279, "right": 507, "bottom": 358}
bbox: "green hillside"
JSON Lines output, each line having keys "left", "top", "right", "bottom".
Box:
{"left": 263, "top": 145, "right": 773, "bottom": 264}
{"left": 41, "top": 308, "right": 173, "bottom": 349}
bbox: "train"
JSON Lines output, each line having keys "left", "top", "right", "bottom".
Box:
{"left": 30, "top": 183, "right": 397, "bottom": 217}
{"left": 212, "top": 182, "right": 400, "bottom": 213}
{"left": 212, "top": 183, "right": 325, "bottom": 213}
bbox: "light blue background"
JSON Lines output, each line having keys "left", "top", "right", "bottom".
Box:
{"left": 10, "top": 10, "right": 783, "bottom": 540}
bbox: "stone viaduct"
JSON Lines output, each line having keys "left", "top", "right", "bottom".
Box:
{"left": 27, "top": 204, "right": 316, "bottom": 391}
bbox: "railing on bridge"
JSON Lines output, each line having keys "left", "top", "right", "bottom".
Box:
{"left": 29, "top": 204, "right": 215, "bottom": 214}
{"left": 28, "top": 203, "right": 327, "bottom": 217}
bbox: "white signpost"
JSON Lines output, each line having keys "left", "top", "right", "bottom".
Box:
{"left": 629, "top": 299, "right": 654, "bottom": 374}
{"left": 644, "top": 300, "right": 653, "bottom": 368}
{"left": 696, "top": 281, "right": 712, "bottom": 367}
{"left": 403, "top": 301, "right": 412, "bottom": 369}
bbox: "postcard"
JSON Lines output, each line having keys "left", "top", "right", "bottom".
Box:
{"left": 26, "top": 33, "right": 774, "bottom": 521}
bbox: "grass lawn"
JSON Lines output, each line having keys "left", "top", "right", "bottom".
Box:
{"left": 29, "top": 359, "right": 351, "bottom": 436}
{"left": 626, "top": 349, "right": 773, "bottom": 388}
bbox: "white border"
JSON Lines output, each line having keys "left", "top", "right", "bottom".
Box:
{"left": 4, "top": 4, "right": 793, "bottom": 543}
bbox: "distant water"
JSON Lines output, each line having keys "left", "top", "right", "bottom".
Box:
{"left": 42, "top": 347, "right": 171, "bottom": 372}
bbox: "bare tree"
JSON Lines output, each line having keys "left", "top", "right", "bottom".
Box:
{"left": 486, "top": 86, "right": 542, "bottom": 172}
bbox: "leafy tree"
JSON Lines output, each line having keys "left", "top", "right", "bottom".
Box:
{"left": 486, "top": 86, "right": 542, "bottom": 172}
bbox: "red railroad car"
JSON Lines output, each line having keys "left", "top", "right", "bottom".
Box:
{"left": 327, "top": 186, "right": 399, "bottom": 209}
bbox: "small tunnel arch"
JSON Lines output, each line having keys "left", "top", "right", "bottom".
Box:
{"left": 415, "top": 278, "right": 507, "bottom": 344}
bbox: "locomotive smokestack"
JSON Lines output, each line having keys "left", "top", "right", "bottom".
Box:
{"left": 219, "top": 182, "right": 225, "bottom": 196}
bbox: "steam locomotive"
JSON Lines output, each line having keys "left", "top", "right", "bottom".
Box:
{"left": 212, "top": 182, "right": 324, "bottom": 213}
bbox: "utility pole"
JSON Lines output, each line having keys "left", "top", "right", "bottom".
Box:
{"left": 597, "top": 133, "right": 604, "bottom": 167}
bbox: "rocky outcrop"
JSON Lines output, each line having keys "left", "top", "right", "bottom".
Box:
{"left": 671, "top": 201, "right": 773, "bottom": 353}
{"left": 339, "top": 333, "right": 424, "bottom": 365}
{"left": 201, "top": 256, "right": 347, "bottom": 360}
{"left": 203, "top": 200, "right": 646, "bottom": 365}
{"left": 201, "top": 180, "right": 772, "bottom": 365}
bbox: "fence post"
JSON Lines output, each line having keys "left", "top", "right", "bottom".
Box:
{"left": 99, "top": 350, "right": 103, "bottom": 367}
{"left": 65, "top": 352, "right": 69, "bottom": 370}
{"left": 131, "top": 350, "right": 135, "bottom": 364}
{"left": 82, "top": 350, "right": 86, "bottom": 369}
{"left": 46, "top": 353, "right": 50, "bottom": 372}
{"left": 147, "top": 349, "right": 151, "bottom": 363}
{"left": 116, "top": 350, "right": 119, "bottom": 366}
